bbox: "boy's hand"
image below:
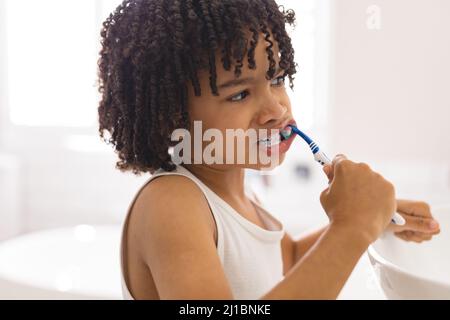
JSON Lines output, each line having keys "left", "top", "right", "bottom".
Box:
{"left": 386, "top": 199, "right": 441, "bottom": 243}
{"left": 323, "top": 159, "right": 441, "bottom": 244}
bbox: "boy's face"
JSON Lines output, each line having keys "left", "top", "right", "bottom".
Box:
{"left": 185, "top": 31, "right": 296, "bottom": 171}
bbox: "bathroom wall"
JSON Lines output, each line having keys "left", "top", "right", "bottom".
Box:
{"left": 264, "top": 0, "right": 450, "bottom": 234}
{"left": 328, "top": 0, "right": 450, "bottom": 204}
{"left": 329, "top": 0, "right": 450, "bottom": 163}
{"left": 0, "top": 0, "right": 7, "bottom": 148}
{"left": 0, "top": 0, "right": 449, "bottom": 239}
{"left": 0, "top": 154, "right": 22, "bottom": 240}
{"left": 0, "top": 0, "right": 148, "bottom": 237}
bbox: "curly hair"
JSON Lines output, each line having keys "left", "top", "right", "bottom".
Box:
{"left": 97, "top": 0, "right": 297, "bottom": 174}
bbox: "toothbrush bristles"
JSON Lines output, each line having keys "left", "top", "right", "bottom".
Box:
{"left": 280, "top": 126, "right": 293, "bottom": 140}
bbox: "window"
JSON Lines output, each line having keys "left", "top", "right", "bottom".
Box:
{"left": 5, "top": 0, "right": 121, "bottom": 127}
{"left": 4, "top": 0, "right": 327, "bottom": 129}
{"left": 278, "top": 0, "right": 330, "bottom": 129}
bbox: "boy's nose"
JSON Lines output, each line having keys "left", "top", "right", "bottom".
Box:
{"left": 256, "top": 98, "right": 288, "bottom": 125}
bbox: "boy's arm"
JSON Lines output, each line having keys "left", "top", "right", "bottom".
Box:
{"left": 138, "top": 179, "right": 369, "bottom": 300}
{"left": 281, "top": 226, "right": 328, "bottom": 275}
{"left": 251, "top": 190, "right": 328, "bottom": 275}
{"left": 265, "top": 223, "right": 369, "bottom": 299}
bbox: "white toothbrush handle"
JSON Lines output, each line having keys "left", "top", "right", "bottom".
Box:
{"left": 391, "top": 212, "right": 406, "bottom": 225}
{"left": 313, "top": 150, "right": 332, "bottom": 166}
{"left": 315, "top": 150, "right": 406, "bottom": 226}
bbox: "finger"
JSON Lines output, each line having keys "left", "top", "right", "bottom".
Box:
{"left": 397, "top": 230, "right": 434, "bottom": 241}
{"left": 416, "top": 233, "right": 433, "bottom": 241}
{"left": 421, "top": 227, "right": 441, "bottom": 235}
{"left": 325, "top": 154, "right": 348, "bottom": 182}
{"left": 396, "top": 199, "right": 432, "bottom": 218}
{"left": 402, "top": 215, "right": 440, "bottom": 233}
{"left": 395, "top": 230, "right": 435, "bottom": 243}
{"left": 332, "top": 154, "right": 348, "bottom": 167}
{"left": 395, "top": 231, "right": 425, "bottom": 243}
{"left": 410, "top": 235, "right": 425, "bottom": 243}
{"left": 394, "top": 232, "right": 414, "bottom": 242}
{"left": 322, "top": 165, "right": 332, "bottom": 182}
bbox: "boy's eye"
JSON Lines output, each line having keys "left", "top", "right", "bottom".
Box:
{"left": 228, "top": 90, "right": 250, "bottom": 102}
{"left": 271, "top": 75, "right": 286, "bottom": 87}
{"left": 226, "top": 76, "right": 285, "bottom": 103}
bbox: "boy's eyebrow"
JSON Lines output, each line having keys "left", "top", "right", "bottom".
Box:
{"left": 217, "top": 66, "right": 284, "bottom": 90}
{"left": 217, "top": 76, "right": 255, "bottom": 90}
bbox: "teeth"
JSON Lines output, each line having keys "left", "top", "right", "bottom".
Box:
{"left": 258, "top": 134, "right": 281, "bottom": 147}
{"left": 280, "top": 126, "right": 293, "bottom": 140}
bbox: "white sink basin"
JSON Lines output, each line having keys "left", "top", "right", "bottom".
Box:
{"left": 0, "top": 224, "right": 122, "bottom": 299}
{"left": 368, "top": 205, "right": 450, "bottom": 299}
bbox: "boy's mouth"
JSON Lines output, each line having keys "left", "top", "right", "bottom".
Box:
{"left": 257, "top": 133, "right": 282, "bottom": 147}
{"left": 257, "top": 123, "right": 294, "bottom": 147}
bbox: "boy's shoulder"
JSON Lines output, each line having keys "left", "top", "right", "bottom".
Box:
{"left": 139, "top": 173, "right": 204, "bottom": 206}
{"left": 130, "top": 173, "right": 215, "bottom": 243}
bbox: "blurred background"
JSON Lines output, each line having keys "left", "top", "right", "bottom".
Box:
{"left": 0, "top": 0, "right": 449, "bottom": 299}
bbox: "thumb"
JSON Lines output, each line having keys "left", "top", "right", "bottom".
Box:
{"left": 323, "top": 165, "right": 333, "bottom": 182}
{"left": 324, "top": 154, "right": 347, "bottom": 183}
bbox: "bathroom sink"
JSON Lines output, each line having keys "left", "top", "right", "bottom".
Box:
{"left": 368, "top": 205, "right": 450, "bottom": 299}
{"left": 0, "top": 224, "right": 122, "bottom": 299}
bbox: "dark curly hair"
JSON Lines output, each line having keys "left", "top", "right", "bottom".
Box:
{"left": 97, "top": 0, "right": 297, "bottom": 174}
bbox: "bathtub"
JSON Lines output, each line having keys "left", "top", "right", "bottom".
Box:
{"left": 368, "top": 205, "right": 450, "bottom": 299}
{"left": 0, "top": 224, "right": 123, "bottom": 299}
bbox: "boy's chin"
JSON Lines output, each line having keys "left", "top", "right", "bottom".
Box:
{"left": 244, "top": 154, "right": 286, "bottom": 171}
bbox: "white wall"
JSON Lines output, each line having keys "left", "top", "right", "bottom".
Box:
{"left": 0, "top": 154, "right": 22, "bottom": 240}
{"left": 0, "top": 0, "right": 9, "bottom": 144}
{"left": 330, "top": 0, "right": 450, "bottom": 162}
{"left": 328, "top": 0, "right": 450, "bottom": 203}
{"left": 0, "top": 0, "right": 148, "bottom": 238}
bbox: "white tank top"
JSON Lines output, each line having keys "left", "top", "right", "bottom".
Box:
{"left": 120, "top": 164, "right": 285, "bottom": 300}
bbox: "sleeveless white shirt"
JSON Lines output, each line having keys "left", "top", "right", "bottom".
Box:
{"left": 120, "top": 165, "right": 285, "bottom": 300}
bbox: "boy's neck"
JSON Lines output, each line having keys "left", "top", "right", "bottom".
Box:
{"left": 181, "top": 164, "right": 247, "bottom": 201}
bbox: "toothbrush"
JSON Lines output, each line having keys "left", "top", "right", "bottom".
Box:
{"left": 287, "top": 125, "right": 332, "bottom": 166}
{"left": 281, "top": 124, "right": 406, "bottom": 226}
